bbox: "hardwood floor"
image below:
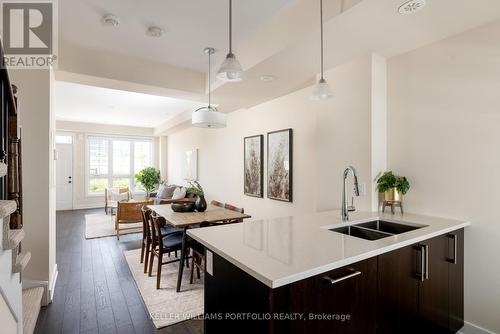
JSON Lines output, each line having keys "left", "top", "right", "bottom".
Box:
{"left": 34, "top": 208, "right": 203, "bottom": 334}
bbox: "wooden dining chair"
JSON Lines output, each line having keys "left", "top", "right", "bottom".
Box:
{"left": 115, "top": 199, "right": 153, "bottom": 240}
{"left": 149, "top": 212, "right": 184, "bottom": 289}
{"left": 210, "top": 200, "right": 224, "bottom": 208}
{"left": 189, "top": 203, "right": 245, "bottom": 284}
{"left": 224, "top": 203, "right": 245, "bottom": 223}
{"left": 140, "top": 206, "right": 153, "bottom": 273}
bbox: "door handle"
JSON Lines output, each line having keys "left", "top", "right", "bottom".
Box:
{"left": 68, "top": 181, "right": 72, "bottom": 184}
{"left": 322, "top": 268, "right": 361, "bottom": 285}
{"left": 446, "top": 233, "right": 457, "bottom": 264}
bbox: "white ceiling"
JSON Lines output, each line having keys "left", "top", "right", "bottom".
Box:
{"left": 55, "top": 81, "right": 205, "bottom": 128}
{"left": 60, "top": 0, "right": 295, "bottom": 72}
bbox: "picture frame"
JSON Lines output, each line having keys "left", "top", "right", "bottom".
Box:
{"left": 244, "top": 135, "right": 264, "bottom": 197}
{"left": 267, "top": 129, "right": 293, "bottom": 202}
{"left": 184, "top": 149, "right": 198, "bottom": 181}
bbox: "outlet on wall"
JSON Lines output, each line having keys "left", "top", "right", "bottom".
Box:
{"left": 358, "top": 182, "right": 366, "bottom": 196}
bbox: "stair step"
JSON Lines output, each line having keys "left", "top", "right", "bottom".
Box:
{"left": 22, "top": 287, "right": 44, "bottom": 334}
{"left": 4, "top": 228, "right": 25, "bottom": 250}
{"left": 13, "top": 250, "right": 31, "bottom": 273}
{"left": 0, "top": 200, "right": 16, "bottom": 219}
{"left": 0, "top": 162, "right": 6, "bottom": 177}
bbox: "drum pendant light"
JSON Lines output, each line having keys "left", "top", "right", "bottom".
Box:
{"left": 192, "top": 48, "right": 227, "bottom": 128}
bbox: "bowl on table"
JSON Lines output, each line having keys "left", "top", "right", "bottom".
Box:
{"left": 171, "top": 203, "right": 196, "bottom": 213}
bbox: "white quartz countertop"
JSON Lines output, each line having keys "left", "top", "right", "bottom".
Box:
{"left": 187, "top": 211, "right": 470, "bottom": 288}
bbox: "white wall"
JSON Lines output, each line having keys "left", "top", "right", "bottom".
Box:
{"left": 10, "top": 69, "right": 57, "bottom": 297}
{"left": 167, "top": 55, "right": 386, "bottom": 220}
{"left": 56, "top": 121, "right": 159, "bottom": 209}
{"left": 387, "top": 20, "right": 500, "bottom": 333}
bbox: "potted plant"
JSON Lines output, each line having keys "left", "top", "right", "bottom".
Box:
{"left": 376, "top": 171, "right": 410, "bottom": 202}
{"left": 186, "top": 181, "right": 207, "bottom": 212}
{"left": 134, "top": 167, "right": 161, "bottom": 198}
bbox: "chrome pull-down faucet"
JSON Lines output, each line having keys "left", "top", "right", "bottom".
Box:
{"left": 342, "top": 166, "right": 360, "bottom": 221}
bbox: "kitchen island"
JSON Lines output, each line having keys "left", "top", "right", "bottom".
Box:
{"left": 187, "top": 211, "right": 470, "bottom": 334}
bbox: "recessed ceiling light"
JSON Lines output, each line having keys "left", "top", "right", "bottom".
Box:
{"left": 260, "top": 75, "right": 275, "bottom": 82}
{"left": 398, "top": 0, "right": 426, "bottom": 15}
{"left": 102, "top": 14, "right": 120, "bottom": 27}
{"left": 146, "top": 26, "right": 164, "bottom": 37}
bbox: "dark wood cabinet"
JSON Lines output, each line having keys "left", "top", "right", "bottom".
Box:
{"left": 204, "top": 229, "right": 464, "bottom": 334}
{"left": 448, "top": 229, "right": 464, "bottom": 332}
{"left": 378, "top": 229, "right": 464, "bottom": 334}
{"left": 287, "top": 257, "right": 377, "bottom": 334}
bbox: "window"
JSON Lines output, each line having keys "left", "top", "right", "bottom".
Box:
{"left": 55, "top": 135, "right": 73, "bottom": 144}
{"left": 87, "top": 136, "right": 153, "bottom": 194}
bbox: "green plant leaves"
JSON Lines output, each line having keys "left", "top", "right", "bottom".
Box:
{"left": 376, "top": 171, "right": 410, "bottom": 195}
{"left": 134, "top": 167, "right": 161, "bottom": 193}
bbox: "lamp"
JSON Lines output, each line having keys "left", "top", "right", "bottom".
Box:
{"left": 310, "top": 0, "right": 334, "bottom": 100}
{"left": 192, "top": 48, "right": 227, "bottom": 128}
{"left": 216, "top": 0, "right": 244, "bottom": 82}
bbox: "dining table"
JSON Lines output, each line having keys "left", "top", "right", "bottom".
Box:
{"left": 148, "top": 204, "right": 251, "bottom": 292}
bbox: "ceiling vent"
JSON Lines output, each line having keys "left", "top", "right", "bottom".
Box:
{"left": 146, "top": 26, "right": 164, "bottom": 37}
{"left": 102, "top": 14, "right": 120, "bottom": 27}
{"left": 398, "top": 0, "right": 426, "bottom": 15}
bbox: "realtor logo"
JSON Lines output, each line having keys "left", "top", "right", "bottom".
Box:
{"left": 0, "top": 0, "right": 58, "bottom": 69}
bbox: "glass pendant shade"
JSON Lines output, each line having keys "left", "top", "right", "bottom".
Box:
{"left": 310, "top": 78, "right": 334, "bottom": 100}
{"left": 216, "top": 53, "right": 244, "bottom": 82}
{"left": 192, "top": 106, "right": 227, "bottom": 128}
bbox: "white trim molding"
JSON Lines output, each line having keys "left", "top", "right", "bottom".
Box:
{"left": 458, "top": 321, "right": 496, "bottom": 334}
{"left": 49, "top": 264, "right": 58, "bottom": 303}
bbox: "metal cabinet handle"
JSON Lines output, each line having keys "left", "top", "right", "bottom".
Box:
{"left": 446, "top": 233, "right": 457, "bottom": 264}
{"left": 424, "top": 245, "right": 429, "bottom": 280}
{"left": 415, "top": 245, "right": 426, "bottom": 282}
{"left": 322, "top": 269, "right": 361, "bottom": 285}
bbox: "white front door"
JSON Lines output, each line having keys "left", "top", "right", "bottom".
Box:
{"left": 56, "top": 142, "right": 73, "bottom": 210}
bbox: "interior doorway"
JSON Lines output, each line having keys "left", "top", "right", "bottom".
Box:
{"left": 55, "top": 134, "right": 74, "bottom": 210}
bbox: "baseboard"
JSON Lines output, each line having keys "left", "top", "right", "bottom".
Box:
{"left": 458, "top": 321, "right": 495, "bottom": 334}
{"left": 22, "top": 280, "right": 48, "bottom": 307}
{"left": 48, "top": 264, "right": 58, "bottom": 304}
{"left": 70, "top": 204, "right": 104, "bottom": 210}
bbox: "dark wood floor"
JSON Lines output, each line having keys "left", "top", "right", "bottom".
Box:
{"left": 34, "top": 208, "right": 202, "bottom": 334}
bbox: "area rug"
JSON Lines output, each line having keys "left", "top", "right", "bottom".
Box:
{"left": 85, "top": 213, "right": 142, "bottom": 239}
{"left": 123, "top": 248, "right": 204, "bottom": 328}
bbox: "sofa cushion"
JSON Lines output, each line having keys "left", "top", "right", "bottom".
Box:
{"left": 157, "top": 184, "right": 177, "bottom": 199}
{"left": 172, "top": 187, "right": 187, "bottom": 200}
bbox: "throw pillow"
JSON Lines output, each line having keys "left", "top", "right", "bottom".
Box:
{"left": 172, "top": 187, "right": 187, "bottom": 200}
{"left": 157, "top": 184, "right": 178, "bottom": 199}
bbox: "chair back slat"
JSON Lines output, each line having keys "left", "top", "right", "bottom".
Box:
{"left": 224, "top": 203, "right": 244, "bottom": 223}
{"left": 141, "top": 206, "right": 152, "bottom": 240}
{"left": 224, "top": 203, "right": 244, "bottom": 214}
{"left": 150, "top": 212, "right": 165, "bottom": 249}
{"left": 210, "top": 200, "right": 224, "bottom": 208}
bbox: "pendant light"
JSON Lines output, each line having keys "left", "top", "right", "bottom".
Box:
{"left": 192, "top": 48, "right": 227, "bottom": 128}
{"left": 216, "top": 0, "right": 244, "bottom": 82}
{"left": 310, "top": 0, "right": 334, "bottom": 100}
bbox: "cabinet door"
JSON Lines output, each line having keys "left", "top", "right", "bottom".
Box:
{"left": 288, "top": 257, "right": 377, "bottom": 334}
{"left": 418, "top": 235, "right": 450, "bottom": 332}
{"left": 448, "top": 229, "right": 464, "bottom": 332}
{"left": 377, "top": 244, "right": 420, "bottom": 334}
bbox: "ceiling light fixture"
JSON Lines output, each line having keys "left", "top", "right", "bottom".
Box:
{"left": 146, "top": 26, "right": 164, "bottom": 37}
{"left": 102, "top": 14, "right": 120, "bottom": 27}
{"left": 310, "top": 0, "right": 333, "bottom": 100}
{"left": 216, "top": 0, "right": 244, "bottom": 82}
{"left": 398, "top": 0, "right": 426, "bottom": 15}
{"left": 260, "top": 75, "right": 275, "bottom": 82}
{"left": 192, "top": 48, "right": 227, "bottom": 128}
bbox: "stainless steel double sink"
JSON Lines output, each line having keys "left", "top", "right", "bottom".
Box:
{"left": 330, "top": 220, "right": 426, "bottom": 241}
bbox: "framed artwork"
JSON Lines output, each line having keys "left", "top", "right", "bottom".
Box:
{"left": 184, "top": 149, "right": 198, "bottom": 181}
{"left": 267, "top": 129, "right": 293, "bottom": 202}
{"left": 244, "top": 135, "right": 264, "bottom": 197}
